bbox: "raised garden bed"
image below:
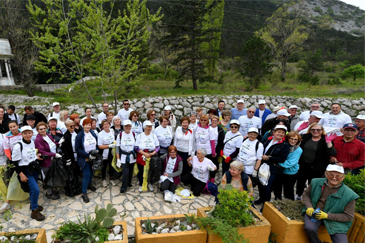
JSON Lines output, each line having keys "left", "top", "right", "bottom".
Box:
{"left": 0, "top": 228, "right": 47, "bottom": 243}
{"left": 347, "top": 213, "right": 365, "bottom": 243}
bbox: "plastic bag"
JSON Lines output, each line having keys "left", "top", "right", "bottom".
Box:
{"left": 64, "top": 163, "right": 82, "bottom": 197}
{"left": 148, "top": 156, "right": 162, "bottom": 184}
{"left": 43, "top": 157, "right": 69, "bottom": 189}
{"left": 259, "top": 163, "right": 270, "bottom": 186}
{"left": 175, "top": 187, "right": 195, "bottom": 199}
{"left": 111, "top": 148, "right": 122, "bottom": 173}
{"left": 141, "top": 158, "right": 150, "bottom": 192}
{"left": 6, "top": 172, "right": 29, "bottom": 201}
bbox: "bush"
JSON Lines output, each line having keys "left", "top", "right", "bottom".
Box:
{"left": 343, "top": 169, "right": 365, "bottom": 214}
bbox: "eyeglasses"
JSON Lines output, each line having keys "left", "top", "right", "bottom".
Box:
{"left": 344, "top": 129, "right": 356, "bottom": 133}
{"left": 124, "top": 103, "right": 129, "bottom": 106}
{"left": 151, "top": 114, "right": 156, "bottom": 116}
{"left": 311, "top": 106, "right": 320, "bottom": 108}
{"left": 326, "top": 172, "right": 344, "bottom": 179}
{"left": 230, "top": 126, "right": 238, "bottom": 129}
{"left": 310, "top": 129, "right": 322, "bottom": 132}
{"left": 133, "top": 115, "right": 139, "bottom": 117}
{"left": 39, "top": 128, "right": 46, "bottom": 131}
{"left": 70, "top": 125, "right": 75, "bottom": 128}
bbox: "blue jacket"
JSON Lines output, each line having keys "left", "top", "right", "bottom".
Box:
{"left": 278, "top": 147, "right": 302, "bottom": 175}
{"left": 254, "top": 108, "right": 272, "bottom": 125}
{"left": 75, "top": 130, "right": 98, "bottom": 169}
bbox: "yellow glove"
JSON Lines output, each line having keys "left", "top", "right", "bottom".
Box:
{"left": 306, "top": 208, "right": 314, "bottom": 217}
{"left": 315, "top": 210, "right": 328, "bottom": 220}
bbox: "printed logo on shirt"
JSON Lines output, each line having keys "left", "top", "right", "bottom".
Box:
{"left": 26, "top": 147, "right": 37, "bottom": 161}
{"left": 193, "top": 165, "right": 205, "bottom": 180}
{"left": 328, "top": 116, "right": 337, "bottom": 127}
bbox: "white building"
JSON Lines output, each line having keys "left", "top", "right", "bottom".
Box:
{"left": 0, "top": 38, "right": 15, "bottom": 86}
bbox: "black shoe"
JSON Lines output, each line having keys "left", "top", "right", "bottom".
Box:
{"left": 254, "top": 199, "right": 263, "bottom": 205}
{"left": 46, "top": 192, "right": 60, "bottom": 200}
{"left": 128, "top": 184, "right": 132, "bottom": 187}
{"left": 88, "top": 185, "right": 96, "bottom": 192}
{"left": 81, "top": 193, "right": 90, "bottom": 203}
{"left": 120, "top": 188, "right": 126, "bottom": 193}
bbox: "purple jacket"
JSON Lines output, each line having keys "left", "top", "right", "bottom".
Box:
{"left": 34, "top": 133, "right": 58, "bottom": 167}
{"left": 162, "top": 154, "right": 183, "bottom": 185}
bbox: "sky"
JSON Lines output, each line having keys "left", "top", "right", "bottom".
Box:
{"left": 340, "top": 0, "right": 365, "bottom": 10}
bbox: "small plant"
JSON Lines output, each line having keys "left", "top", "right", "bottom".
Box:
{"left": 95, "top": 203, "right": 117, "bottom": 228}
{"left": 272, "top": 199, "right": 305, "bottom": 221}
{"left": 184, "top": 214, "right": 197, "bottom": 225}
{"left": 343, "top": 169, "right": 365, "bottom": 214}
{"left": 144, "top": 218, "right": 157, "bottom": 234}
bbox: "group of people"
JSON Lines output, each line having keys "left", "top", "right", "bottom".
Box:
{"left": 0, "top": 99, "right": 363, "bottom": 243}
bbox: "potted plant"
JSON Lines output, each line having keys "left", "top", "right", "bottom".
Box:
{"left": 52, "top": 204, "right": 127, "bottom": 243}
{"left": 0, "top": 228, "right": 47, "bottom": 243}
{"left": 263, "top": 199, "right": 332, "bottom": 243}
{"left": 135, "top": 213, "right": 207, "bottom": 243}
{"left": 196, "top": 189, "right": 271, "bottom": 243}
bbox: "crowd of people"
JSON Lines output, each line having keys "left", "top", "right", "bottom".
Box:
{"left": 0, "top": 99, "right": 363, "bottom": 242}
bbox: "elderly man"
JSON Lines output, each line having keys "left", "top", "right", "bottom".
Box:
{"left": 288, "top": 105, "right": 300, "bottom": 131}
{"left": 331, "top": 123, "right": 365, "bottom": 175}
{"left": 261, "top": 109, "right": 290, "bottom": 136}
{"left": 238, "top": 107, "right": 262, "bottom": 137}
{"left": 300, "top": 102, "right": 321, "bottom": 121}
{"left": 320, "top": 103, "right": 352, "bottom": 135}
{"left": 294, "top": 111, "right": 324, "bottom": 135}
{"left": 22, "top": 106, "right": 47, "bottom": 126}
{"left": 254, "top": 100, "right": 271, "bottom": 125}
{"left": 264, "top": 106, "right": 282, "bottom": 122}
{"left": 302, "top": 164, "right": 359, "bottom": 243}
{"left": 231, "top": 99, "right": 247, "bottom": 120}
{"left": 355, "top": 115, "right": 365, "bottom": 143}
{"left": 47, "top": 102, "right": 61, "bottom": 121}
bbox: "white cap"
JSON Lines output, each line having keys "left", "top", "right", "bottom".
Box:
{"left": 230, "top": 119, "right": 240, "bottom": 125}
{"left": 289, "top": 105, "right": 298, "bottom": 109}
{"left": 21, "top": 126, "right": 33, "bottom": 133}
{"left": 237, "top": 99, "right": 244, "bottom": 104}
{"left": 326, "top": 164, "right": 344, "bottom": 174}
{"left": 277, "top": 109, "right": 291, "bottom": 116}
{"left": 356, "top": 115, "right": 365, "bottom": 120}
{"left": 48, "top": 116, "right": 58, "bottom": 122}
{"left": 164, "top": 106, "right": 172, "bottom": 111}
{"left": 274, "top": 125, "right": 287, "bottom": 131}
{"left": 272, "top": 106, "right": 281, "bottom": 112}
{"left": 123, "top": 120, "right": 132, "bottom": 126}
{"left": 52, "top": 102, "right": 60, "bottom": 107}
{"left": 143, "top": 120, "right": 153, "bottom": 128}
{"left": 248, "top": 127, "right": 259, "bottom": 134}
{"left": 310, "top": 111, "right": 324, "bottom": 119}
{"left": 258, "top": 100, "right": 266, "bottom": 105}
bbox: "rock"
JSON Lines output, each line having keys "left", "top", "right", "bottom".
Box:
{"left": 174, "top": 110, "right": 183, "bottom": 116}
{"left": 0, "top": 236, "right": 8, "bottom": 241}
{"left": 135, "top": 101, "right": 143, "bottom": 108}
{"left": 170, "top": 229, "right": 176, "bottom": 233}
{"left": 172, "top": 225, "right": 179, "bottom": 231}
{"left": 161, "top": 228, "right": 170, "bottom": 234}
{"left": 108, "top": 234, "right": 115, "bottom": 241}
{"left": 154, "top": 103, "right": 164, "bottom": 109}
{"left": 156, "top": 227, "right": 162, "bottom": 233}
{"left": 184, "top": 108, "right": 192, "bottom": 116}
{"left": 114, "top": 234, "right": 123, "bottom": 240}
{"left": 181, "top": 102, "right": 191, "bottom": 108}
{"left": 113, "top": 225, "right": 122, "bottom": 235}
{"left": 187, "top": 225, "right": 192, "bottom": 230}
{"left": 24, "top": 235, "right": 31, "bottom": 240}
{"left": 30, "top": 234, "right": 37, "bottom": 240}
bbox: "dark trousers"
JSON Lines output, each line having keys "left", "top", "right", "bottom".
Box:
{"left": 178, "top": 151, "right": 191, "bottom": 177}
{"left": 121, "top": 162, "right": 135, "bottom": 191}
{"left": 274, "top": 173, "right": 298, "bottom": 200}
{"left": 206, "top": 154, "right": 218, "bottom": 179}
{"left": 181, "top": 173, "right": 206, "bottom": 196}
{"left": 101, "top": 150, "right": 116, "bottom": 180}
{"left": 222, "top": 159, "right": 232, "bottom": 176}
{"left": 258, "top": 173, "right": 277, "bottom": 203}
{"left": 160, "top": 179, "right": 177, "bottom": 193}
{"left": 137, "top": 163, "right": 145, "bottom": 186}
{"left": 82, "top": 162, "right": 93, "bottom": 194}
{"left": 296, "top": 163, "right": 324, "bottom": 196}
{"left": 303, "top": 214, "right": 348, "bottom": 243}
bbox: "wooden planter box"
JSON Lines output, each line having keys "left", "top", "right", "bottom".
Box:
{"left": 197, "top": 206, "right": 271, "bottom": 243}
{"left": 105, "top": 221, "right": 128, "bottom": 243}
{"left": 0, "top": 228, "right": 47, "bottom": 243}
{"left": 262, "top": 202, "right": 332, "bottom": 243}
{"left": 135, "top": 214, "right": 207, "bottom": 243}
{"left": 347, "top": 212, "right": 365, "bottom": 243}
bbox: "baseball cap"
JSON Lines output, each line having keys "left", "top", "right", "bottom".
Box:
{"left": 21, "top": 126, "right": 33, "bottom": 133}
{"left": 164, "top": 106, "right": 171, "bottom": 111}
{"left": 326, "top": 164, "right": 344, "bottom": 174}
{"left": 277, "top": 109, "right": 291, "bottom": 116}
{"left": 52, "top": 102, "right": 60, "bottom": 107}
{"left": 248, "top": 127, "right": 259, "bottom": 134}
{"left": 310, "top": 111, "right": 324, "bottom": 119}
{"left": 230, "top": 119, "right": 240, "bottom": 125}
{"left": 289, "top": 105, "right": 298, "bottom": 109}
{"left": 272, "top": 106, "right": 281, "bottom": 112}
{"left": 48, "top": 117, "right": 58, "bottom": 122}
{"left": 258, "top": 100, "right": 266, "bottom": 105}
{"left": 26, "top": 114, "right": 36, "bottom": 120}
{"left": 143, "top": 120, "right": 153, "bottom": 128}
{"left": 343, "top": 123, "right": 358, "bottom": 131}
{"left": 356, "top": 115, "right": 365, "bottom": 120}
{"left": 274, "top": 125, "right": 287, "bottom": 131}
{"left": 123, "top": 120, "right": 132, "bottom": 126}
{"left": 237, "top": 99, "right": 244, "bottom": 104}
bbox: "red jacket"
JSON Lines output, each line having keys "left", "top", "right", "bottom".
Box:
{"left": 332, "top": 136, "right": 365, "bottom": 169}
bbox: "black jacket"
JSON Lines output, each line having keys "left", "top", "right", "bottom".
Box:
{"left": 60, "top": 130, "right": 76, "bottom": 165}
{"left": 263, "top": 138, "right": 290, "bottom": 174}
{"left": 299, "top": 134, "right": 337, "bottom": 173}
{"left": 0, "top": 113, "right": 10, "bottom": 133}
{"left": 215, "top": 126, "right": 225, "bottom": 155}
{"left": 23, "top": 111, "right": 47, "bottom": 126}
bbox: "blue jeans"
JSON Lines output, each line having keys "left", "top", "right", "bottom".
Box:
{"left": 82, "top": 163, "right": 93, "bottom": 194}
{"left": 26, "top": 170, "right": 39, "bottom": 210}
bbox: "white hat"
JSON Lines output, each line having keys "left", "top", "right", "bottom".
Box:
{"left": 21, "top": 126, "right": 33, "bottom": 133}
{"left": 326, "top": 164, "right": 344, "bottom": 174}
{"left": 258, "top": 100, "right": 266, "bottom": 105}
{"left": 274, "top": 125, "right": 287, "bottom": 131}
{"left": 277, "top": 109, "right": 291, "bottom": 116}
{"left": 356, "top": 115, "right": 365, "bottom": 120}
{"left": 164, "top": 106, "right": 172, "bottom": 111}
{"left": 272, "top": 106, "right": 281, "bottom": 112}
{"left": 52, "top": 102, "right": 60, "bottom": 107}
{"left": 310, "top": 111, "right": 324, "bottom": 119}
{"left": 143, "top": 120, "right": 153, "bottom": 128}
{"left": 248, "top": 127, "right": 259, "bottom": 134}
{"left": 237, "top": 99, "right": 244, "bottom": 104}
{"left": 289, "top": 105, "right": 298, "bottom": 109}
{"left": 123, "top": 120, "right": 132, "bottom": 126}
{"left": 230, "top": 119, "right": 240, "bottom": 125}
{"left": 48, "top": 116, "right": 58, "bottom": 122}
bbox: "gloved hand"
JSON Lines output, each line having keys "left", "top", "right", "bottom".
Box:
{"left": 325, "top": 133, "right": 337, "bottom": 143}
{"left": 224, "top": 156, "right": 231, "bottom": 164}
{"left": 66, "top": 159, "right": 72, "bottom": 166}
{"left": 220, "top": 150, "right": 224, "bottom": 157}
{"left": 306, "top": 208, "right": 314, "bottom": 217}
{"left": 117, "top": 159, "right": 122, "bottom": 168}
{"left": 109, "top": 144, "right": 116, "bottom": 149}
{"left": 252, "top": 170, "right": 258, "bottom": 177}
{"left": 315, "top": 210, "right": 328, "bottom": 220}
{"left": 59, "top": 137, "right": 65, "bottom": 145}
{"left": 297, "top": 122, "right": 309, "bottom": 131}
{"left": 207, "top": 165, "right": 215, "bottom": 171}
{"left": 55, "top": 153, "right": 62, "bottom": 158}
{"left": 89, "top": 154, "right": 96, "bottom": 160}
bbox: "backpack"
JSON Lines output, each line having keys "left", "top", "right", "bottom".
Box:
{"left": 242, "top": 137, "right": 260, "bottom": 153}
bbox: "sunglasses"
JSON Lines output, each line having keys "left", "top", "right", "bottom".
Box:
{"left": 310, "top": 129, "right": 322, "bottom": 132}
{"left": 151, "top": 114, "right": 156, "bottom": 116}
{"left": 133, "top": 115, "right": 139, "bottom": 117}
{"left": 39, "top": 128, "right": 47, "bottom": 131}
{"left": 248, "top": 111, "right": 255, "bottom": 113}
{"left": 124, "top": 103, "right": 130, "bottom": 105}
{"left": 70, "top": 125, "right": 75, "bottom": 128}
{"left": 230, "top": 126, "right": 238, "bottom": 129}
{"left": 200, "top": 119, "right": 207, "bottom": 122}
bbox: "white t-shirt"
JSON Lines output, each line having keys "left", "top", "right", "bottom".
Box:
{"left": 173, "top": 126, "right": 194, "bottom": 156}
{"left": 210, "top": 126, "right": 219, "bottom": 148}
{"left": 12, "top": 140, "right": 37, "bottom": 167}
{"left": 31, "top": 127, "right": 38, "bottom": 142}
{"left": 223, "top": 131, "right": 243, "bottom": 157}
{"left": 0, "top": 135, "right": 6, "bottom": 166}
{"left": 131, "top": 121, "right": 143, "bottom": 136}
{"left": 164, "top": 157, "right": 177, "bottom": 182}
{"left": 116, "top": 132, "right": 136, "bottom": 164}
{"left": 43, "top": 135, "right": 57, "bottom": 154}
{"left": 7, "top": 113, "right": 21, "bottom": 125}
{"left": 189, "top": 122, "right": 198, "bottom": 131}
{"left": 57, "top": 121, "right": 67, "bottom": 134}
{"left": 154, "top": 126, "right": 173, "bottom": 152}
{"left": 194, "top": 126, "right": 215, "bottom": 155}
{"left": 238, "top": 139, "right": 264, "bottom": 175}
{"left": 98, "top": 130, "right": 115, "bottom": 160}
{"left": 259, "top": 109, "right": 264, "bottom": 118}
{"left": 135, "top": 133, "right": 159, "bottom": 151}
{"left": 117, "top": 109, "right": 133, "bottom": 123}
{"left": 97, "top": 112, "right": 107, "bottom": 127}
{"left": 320, "top": 111, "right": 352, "bottom": 135}
{"left": 191, "top": 156, "right": 216, "bottom": 183}
{"left": 71, "top": 131, "right": 77, "bottom": 160}
{"left": 84, "top": 132, "right": 97, "bottom": 153}
{"left": 3, "top": 132, "right": 22, "bottom": 152}
{"left": 48, "top": 111, "right": 60, "bottom": 121}
{"left": 238, "top": 115, "right": 262, "bottom": 137}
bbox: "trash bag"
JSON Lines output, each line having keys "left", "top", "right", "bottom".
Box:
{"left": 258, "top": 163, "right": 270, "bottom": 186}
{"left": 89, "top": 150, "right": 103, "bottom": 171}
{"left": 43, "top": 157, "right": 69, "bottom": 189}
{"left": 6, "top": 172, "right": 29, "bottom": 201}
{"left": 64, "top": 162, "right": 82, "bottom": 197}
{"left": 111, "top": 148, "right": 122, "bottom": 173}
{"left": 141, "top": 157, "right": 150, "bottom": 192}
{"left": 148, "top": 155, "right": 162, "bottom": 184}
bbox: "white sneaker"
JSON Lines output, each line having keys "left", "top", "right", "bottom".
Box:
{"left": 295, "top": 194, "right": 302, "bottom": 201}
{"left": 139, "top": 186, "right": 143, "bottom": 192}
{"left": 148, "top": 184, "right": 154, "bottom": 192}
{"left": 110, "top": 180, "right": 117, "bottom": 186}
{"left": 0, "top": 203, "right": 11, "bottom": 213}
{"left": 103, "top": 180, "right": 107, "bottom": 188}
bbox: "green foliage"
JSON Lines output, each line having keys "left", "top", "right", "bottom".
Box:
{"left": 268, "top": 232, "right": 277, "bottom": 243}
{"left": 184, "top": 214, "right": 197, "bottom": 225}
{"left": 272, "top": 199, "right": 305, "bottom": 221}
{"left": 95, "top": 203, "right": 116, "bottom": 228}
{"left": 298, "top": 50, "right": 324, "bottom": 77}
{"left": 341, "top": 64, "right": 365, "bottom": 81}
{"left": 314, "top": 6, "right": 323, "bottom": 14}
{"left": 343, "top": 169, "right": 365, "bottom": 214}
{"left": 144, "top": 218, "right": 157, "bottom": 234}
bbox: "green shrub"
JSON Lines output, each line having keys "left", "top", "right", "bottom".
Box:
{"left": 343, "top": 169, "right": 365, "bottom": 214}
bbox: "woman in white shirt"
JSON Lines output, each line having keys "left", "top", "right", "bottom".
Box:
{"left": 174, "top": 117, "right": 194, "bottom": 177}
{"left": 116, "top": 120, "right": 136, "bottom": 193}
{"left": 129, "top": 111, "right": 143, "bottom": 136}
{"left": 188, "top": 113, "right": 198, "bottom": 130}
{"left": 134, "top": 121, "right": 160, "bottom": 192}
{"left": 111, "top": 116, "right": 122, "bottom": 140}
{"left": 98, "top": 119, "right": 116, "bottom": 187}
{"left": 181, "top": 148, "right": 216, "bottom": 196}
{"left": 194, "top": 115, "right": 216, "bottom": 160}
{"left": 154, "top": 116, "right": 173, "bottom": 155}
{"left": 162, "top": 106, "right": 176, "bottom": 131}
{"left": 210, "top": 115, "right": 225, "bottom": 182}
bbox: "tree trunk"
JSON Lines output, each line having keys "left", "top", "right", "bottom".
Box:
{"left": 281, "top": 58, "right": 287, "bottom": 81}
{"left": 82, "top": 78, "right": 97, "bottom": 108}
{"left": 23, "top": 82, "right": 34, "bottom": 97}
{"left": 114, "top": 90, "right": 118, "bottom": 114}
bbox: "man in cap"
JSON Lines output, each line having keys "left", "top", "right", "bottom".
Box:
{"left": 288, "top": 105, "right": 300, "bottom": 131}
{"left": 22, "top": 106, "right": 47, "bottom": 126}
{"left": 294, "top": 111, "right": 324, "bottom": 135}
{"left": 48, "top": 102, "right": 61, "bottom": 121}
{"left": 117, "top": 99, "right": 134, "bottom": 124}
{"left": 330, "top": 123, "right": 365, "bottom": 175}
{"left": 6, "top": 105, "right": 21, "bottom": 125}
{"left": 261, "top": 109, "right": 290, "bottom": 136}
{"left": 355, "top": 115, "right": 365, "bottom": 143}
{"left": 302, "top": 164, "right": 359, "bottom": 243}
{"left": 231, "top": 99, "right": 247, "bottom": 120}
{"left": 264, "top": 106, "right": 283, "bottom": 122}
{"left": 320, "top": 103, "right": 352, "bottom": 135}
{"left": 238, "top": 107, "right": 262, "bottom": 137}
{"left": 300, "top": 102, "right": 321, "bottom": 121}
{"left": 254, "top": 100, "right": 271, "bottom": 125}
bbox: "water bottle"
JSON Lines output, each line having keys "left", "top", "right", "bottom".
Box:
{"left": 311, "top": 208, "right": 321, "bottom": 222}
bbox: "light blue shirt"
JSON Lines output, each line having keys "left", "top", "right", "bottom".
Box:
{"left": 231, "top": 108, "right": 247, "bottom": 120}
